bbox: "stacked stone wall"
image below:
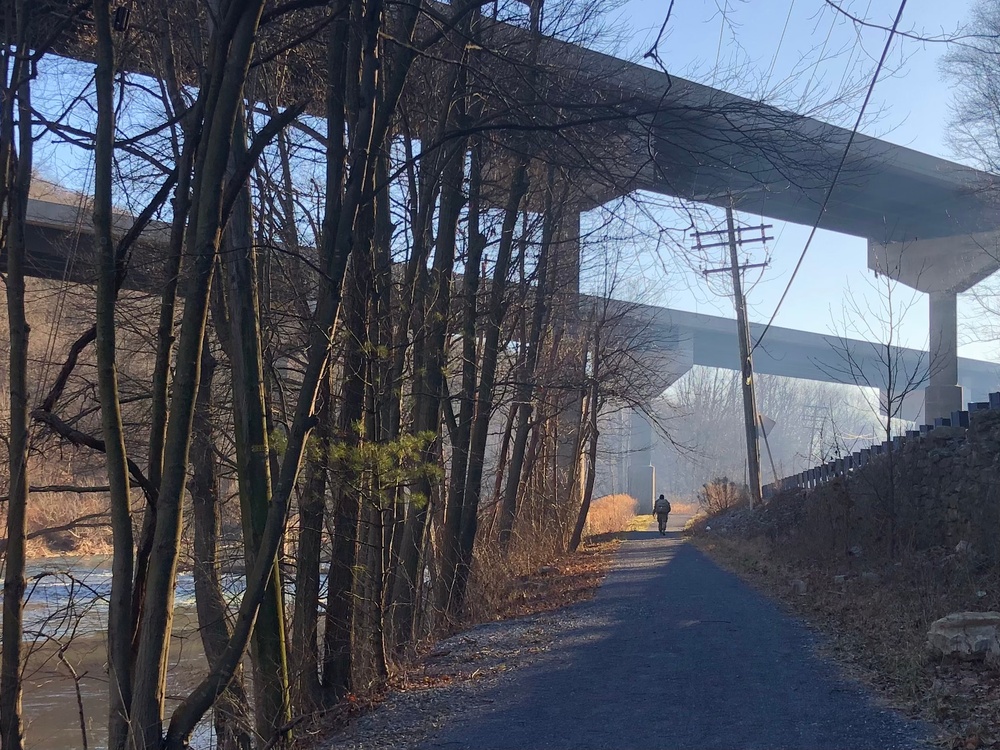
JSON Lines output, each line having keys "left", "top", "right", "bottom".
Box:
{"left": 751, "top": 410, "right": 1000, "bottom": 561}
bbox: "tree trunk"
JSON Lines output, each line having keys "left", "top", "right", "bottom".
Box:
{"left": 291, "top": 371, "right": 329, "bottom": 712}
{"left": 93, "top": 5, "right": 135, "bottom": 748}
{"left": 442, "top": 145, "right": 485, "bottom": 618}
{"left": 222, "top": 105, "right": 290, "bottom": 745}
{"left": 356, "top": 153, "right": 394, "bottom": 682}
{"left": 0, "top": 5, "right": 31, "bottom": 747}
{"left": 477, "top": 164, "right": 529, "bottom": 549}
{"left": 170, "top": 0, "right": 421, "bottom": 735}
{"left": 133, "top": 73, "right": 197, "bottom": 668}
{"left": 190, "top": 347, "right": 254, "bottom": 750}
{"left": 357, "top": 318, "right": 387, "bottom": 683}
{"left": 500, "top": 193, "right": 555, "bottom": 551}
{"left": 130, "top": 4, "right": 268, "bottom": 747}
{"left": 322, "top": 253, "right": 369, "bottom": 701}
{"left": 389, "top": 138, "right": 467, "bottom": 651}
{"left": 569, "top": 341, "right": 600, "bottom": 552}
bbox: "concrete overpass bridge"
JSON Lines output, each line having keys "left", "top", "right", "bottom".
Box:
{"left": 606, "top": 299, "right": 1000, "bottom": 510}
{"left": 15, "top": 1, "right": 1000, "bottom": 510}
{"left": 10, "top": 187, "right": 1000, "bottom": 513}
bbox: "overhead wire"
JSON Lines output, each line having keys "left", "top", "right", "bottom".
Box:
{"left": 764, "top": 0, "right": 797, "bottom": 89}
{"left": 711, "top": 0, "right": 731, "bottom": 88}
{"left": 37, "top": 161, "right": 94, "bottom": 406}
{"left": 752, "top": 0, "right": 909, "bottom": 354}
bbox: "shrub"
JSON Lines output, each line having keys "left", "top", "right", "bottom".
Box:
{"left": 698, "top": 477, "right": 750, "bottom": 515}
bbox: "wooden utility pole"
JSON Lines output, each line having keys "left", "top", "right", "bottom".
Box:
{"left": 695, "top": 207, "right": 772, "bottom": 508}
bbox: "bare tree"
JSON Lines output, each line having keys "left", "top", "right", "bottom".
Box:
{"left": 0, "top": 3, "right": 36, "bottom": 749}
{"left": 824, "top": 258, "right": 933, "bottom": 557}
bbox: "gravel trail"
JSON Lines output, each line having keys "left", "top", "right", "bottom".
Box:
{"left": 333, "top": 515, "right": 929, "bottom": 750}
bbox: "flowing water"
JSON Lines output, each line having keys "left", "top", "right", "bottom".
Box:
{"left": 16, "top": 556, "right": 236, "bottom": 750}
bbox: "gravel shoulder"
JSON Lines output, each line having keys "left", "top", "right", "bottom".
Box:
{"left": 327, "top": 514, "right": 929, "bottom": 750}
{"left": 326, "top": 606, "right": 593, "bottom": 750}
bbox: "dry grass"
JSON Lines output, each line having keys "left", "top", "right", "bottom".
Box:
{"left": 697, "top": 477, "right": 750, "bottom": 515}
{"left": 582, "top": 494, "right": 638, "bottom": 538}
{"left": 627, "top": 513, "right": 655, "bottom": 532}
{"left": 695, "top": 532, "right": 1000, "bottom": 748}
{"left": 0, "top": 491, "right": 113, "bottom": 557}
{"left": 668, "top": 499, "right": 699, "bottom": 516}
{"left": 24, "top": 493, "right": 111, "bottom": 555}
{"left": 464, "top": 494, "right": 637, "bottom": 626}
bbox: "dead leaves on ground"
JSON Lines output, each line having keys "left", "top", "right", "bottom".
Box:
{"left": 491, "top": 540, "right": 619, "bottom": 622}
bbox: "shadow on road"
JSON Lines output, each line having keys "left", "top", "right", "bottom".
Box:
{"left": 623, "top": 530, "right": 663, "bottom": 541}
{"left": 418, "top": 525, "right": 927, "bottom": 750}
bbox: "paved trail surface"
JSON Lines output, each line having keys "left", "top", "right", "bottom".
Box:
{"left": 418, "top": 515, "right": 927, "bottom": 750}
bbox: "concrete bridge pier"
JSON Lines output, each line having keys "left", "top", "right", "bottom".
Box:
{"left": 926, "top": 290, "right": 963, "bottom": 422}
{"left": 627, "top": 409, "right": 655, "bottom": 513}
{"left": 552, "top": 207, "right": 586, "bottom": 508}
{"left": 869, "top": 234, "right": 1000, "bottom": 423}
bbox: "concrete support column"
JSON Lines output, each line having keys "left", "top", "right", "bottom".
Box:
{"left": 626, "top": 409, "right": 655, "bottom": 514}
{"left": 554, "top": 208, "right": 584, "bottom": 507}
{"left": 925, "top": 290, "right": 962, "bottom": 422}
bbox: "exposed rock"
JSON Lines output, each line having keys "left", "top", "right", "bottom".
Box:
{"left": 861, "top": 571, "right": 879, "bottom": 583}
{"left": 848, "top": 545, "right": 863, "bottom": 558}
{"left": 956, "top": 540, "right": 974, "bottom": 555}
{"left": 927, "top": 611, "right": 1000, "bottom": 660}
{"left": 833, "top": 575, "right": 847, "bottom": 585}
{"left": 790, "top": 579, "right": 807, "bottom": 596}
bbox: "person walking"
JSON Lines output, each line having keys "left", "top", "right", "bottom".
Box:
{"left": 653, "top": 494, "right": 671, "bottom": 535}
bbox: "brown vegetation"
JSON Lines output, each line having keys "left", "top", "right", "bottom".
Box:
{"left": 581, "top": 493, "right": 638, "bottom": 538}
{"left": 697, "top": 477, "right": 750, "bottom": 516}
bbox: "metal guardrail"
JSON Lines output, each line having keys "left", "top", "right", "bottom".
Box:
{"left": 761, "top": 393, "right": 1000, "bottom": 499}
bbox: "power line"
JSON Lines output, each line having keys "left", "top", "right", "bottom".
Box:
{"left": 764, "top": 0, "right": 797, "bottom": 89}
{"left": 711, "top": 0, "right": 731, "bottom": 88}
{"left": 752, "top": 0, "right": 909, "bottom": 354}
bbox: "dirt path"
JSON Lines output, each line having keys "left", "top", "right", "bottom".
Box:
{"left": 391, "top": 513, "right": 927, "bottom": 750}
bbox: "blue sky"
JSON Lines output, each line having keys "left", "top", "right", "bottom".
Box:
{"left": 595, "top": 0, "right": 996, "bottom": 362}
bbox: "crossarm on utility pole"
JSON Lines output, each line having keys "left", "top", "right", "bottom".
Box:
{"left": 693, "top": 207, "right": 769, "bottom": 508}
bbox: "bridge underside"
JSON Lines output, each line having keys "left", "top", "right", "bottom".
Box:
{"left": 617, "top": 302, "right": 1000, "bottom": 510}
{"left": 14, "top": 1, "right": 1000, "bottom": 506}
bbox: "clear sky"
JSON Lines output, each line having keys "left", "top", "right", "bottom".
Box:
{"left": 596, "top": 0, "right": 996, "bottom": 362}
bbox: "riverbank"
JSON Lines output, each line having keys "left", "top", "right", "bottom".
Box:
{"left": 12, "top": 509, "right": 641, "bottom": 750}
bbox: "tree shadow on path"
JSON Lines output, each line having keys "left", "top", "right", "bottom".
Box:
{"left": 418, "top": 531, "right": 928, "bottom": 750}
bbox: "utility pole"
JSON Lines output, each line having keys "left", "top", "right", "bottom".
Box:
{"left": 695, "top": 206, "right": 772, "bottom": 509}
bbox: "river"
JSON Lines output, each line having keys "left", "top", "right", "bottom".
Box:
{"left": 17, "top": 556, "right": 239, "bottom": 750}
